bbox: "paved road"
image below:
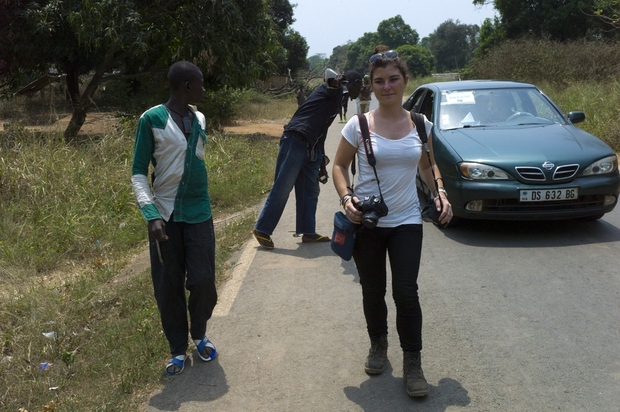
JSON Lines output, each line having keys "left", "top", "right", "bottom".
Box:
{"left": 143, "top": 101, "right": 620, "bottom": 411}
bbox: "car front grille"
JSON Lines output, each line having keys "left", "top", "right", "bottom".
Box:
{"left": 553, "top": 164, "right": 579, "bottom": 179}
{"left": 515, "top": 167, "right": 545, "bottom": 181}
{"left": 482, "top": 195, "right": 605, "bottom": 212}
{"left": 515, "top": 164, "right": 580, "bottom": 181}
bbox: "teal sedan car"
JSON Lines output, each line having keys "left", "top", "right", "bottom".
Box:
{"left": 403, "top": 80, "right": 620, "bottom": 222}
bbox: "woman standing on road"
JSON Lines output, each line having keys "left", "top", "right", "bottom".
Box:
{"left": 331, "top": 47, "right": 452, "bottom": 397}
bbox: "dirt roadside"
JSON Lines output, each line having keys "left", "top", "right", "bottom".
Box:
{"left": 1, "top": 112, "right": 286, "bottom": 139}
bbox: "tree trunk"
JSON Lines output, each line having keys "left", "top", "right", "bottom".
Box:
{"left": 63, "top": 66, "right": 87, "bottom": 139}
{"left": 62, "top": 47, "right": 117, "bottom": 139}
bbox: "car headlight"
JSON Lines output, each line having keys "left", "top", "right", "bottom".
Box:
{"left": 583, "top": 155, "right": 618, "bottom": 175}
{"left": 458, "top": 162, "right": 510, "bottom": 179}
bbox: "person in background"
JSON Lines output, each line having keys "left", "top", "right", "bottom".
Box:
{"left": 332, "top": 47, "right": 452, "bottom": 397}
{"left": 296, "top": 85, "right": 305, "bottom": 106}
{"left": 252, "top": 68, "right": 363, "bottom": 249}
{"left": 358, "top": 75, "right": 372, "bottom": 114}
{"left": 131, "top": 61, "right": 218, "bottom": 376}
{"left": 339, "top": 84, "right": 349, "bottom": 123}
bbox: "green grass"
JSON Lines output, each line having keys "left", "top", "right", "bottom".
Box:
{"left": 0, "top": 107, "right": 282, "bottom": 410}
{"left": 236, "top": 89, "right": 298, "bottom": 122}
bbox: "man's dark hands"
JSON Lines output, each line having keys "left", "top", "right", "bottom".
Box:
{"left": 318, "top": 155, "right": 330, "bottom": 184}
{"left": 148, "top": 219, "right": 168, "bottom": 242}
{"left": 327, "top": 75, "right": 348, "bottom": 89}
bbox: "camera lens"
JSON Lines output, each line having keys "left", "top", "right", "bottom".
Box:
{"left": 361, "top": 211, "right": 378, "bottom": 229}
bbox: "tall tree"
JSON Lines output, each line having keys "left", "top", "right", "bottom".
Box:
{"left": 475, "top": 16, "right": 505, "bottom": 57}
{"left": 268, "top": 0, "right": 308, "bottom": 76}
{"left": 376, "top": 15, "right": 419, "bottom": 47}
{"left": 345, "top": 33, "right": 378, "bottom": 72}
{"left": 0, "top": 0, "right": 276, "bottom": 137}
{"left": 278, "top": 28, "right": 310, "bottom": 75}
{"left": 472, "top": 0, "right": 613, "bottom": 41}
{"left": 396, "top": 45, "right": 436, "bottom": 78}
{"left": 428, "top": 20, "right": 479, "bottom": 72}
{"left": 329, "top": 44, "right": 352, "bottom": 73}
{"left": 343, "top": 15, "right": 418, "bottom": 72}
{"left": 593, "top": 0, "right": 620, "bottom": 30}
{"left": 308, "top": 54, "right": 328, "bottom": 73}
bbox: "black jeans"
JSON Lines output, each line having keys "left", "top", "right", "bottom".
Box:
{"left": 352, "top": 224, "right": 423, "bottom": 353}
{"left": 149, "top": 216, "right": 217, "bottom": 356}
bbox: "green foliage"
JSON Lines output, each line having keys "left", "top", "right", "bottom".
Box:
{"left": 268, "top": 0, "right": 309, "bottom": 76}
{"left": 546, "top": 79, "right": 620, "bottom": 152}
{"left": 0, "top": 127, "right": 144, "bottom": 273}
{"left": 207, "top": 133, "right": 281, "bottom": 213}
{"left": 200, "top": 88, "right": 244, "bottom": 129}
{"left": 475, "top": 16, "right": 506, "bottom": 58}
{"left": 345, "top": 34, "right": 378, "bottom": 72}
{"left": 0, "top": 0, "right": 279, "bottom": 136}
{"left": 464, "top": 38, "right": 620, "bottom": 86}
{"left": 329, "top": 43, "right": 353, "bottom": 72}
{"left": 593, "top": 0, "right": 620, "bottom": 30}
{"left": 396, "top": 45, "right": 436, "bottom": 78}
{"left": 344, "top": 15, "right": 418, "bottom": 71}
{"left": 376, "top": 15, "right": 419, "bottom": 47}
{"left": 473, "top": 0, "right": 616, "bottom": 41}
{"left": 278, "top": 28, "right": 310, "bottom": 75}
{"left": 235, "top": 89, "right": 298, "bottom": 121}
{"left": 308, "top": 54, "right": 329, "bottom": 74}
{"left": 427, "top": 19, "right": 479, "bottom": 72}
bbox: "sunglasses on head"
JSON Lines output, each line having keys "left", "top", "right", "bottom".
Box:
{"left": 369, "top": 50, "right": 398, "bottom": 64}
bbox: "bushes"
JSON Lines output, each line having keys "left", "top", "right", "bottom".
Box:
{"left": 464, "top": 39, "right": 620, "bottom": 86}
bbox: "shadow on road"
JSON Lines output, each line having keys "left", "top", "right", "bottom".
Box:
{"left": 344, "top": 360, "right": 470, "bottom": 411}
{"left": 437, "top": 218, "right": 620, "bottom": 248}
{"left": 148, "top": 354, "right": 228, "bottom": 411}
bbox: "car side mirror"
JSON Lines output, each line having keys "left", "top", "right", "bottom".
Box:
{"left": 568, "top": 111, "right": 585, "bottom": 124}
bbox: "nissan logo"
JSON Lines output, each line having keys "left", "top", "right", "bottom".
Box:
{"left": 542, "top": 161, "right": 555, "bottom": 170}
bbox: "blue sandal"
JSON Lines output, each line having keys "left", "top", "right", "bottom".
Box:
{"left": 195, "top": 336, "right": 217, "bottom": 362}
{"left": 165, "top": 354, "right": 186, "bottom": 376}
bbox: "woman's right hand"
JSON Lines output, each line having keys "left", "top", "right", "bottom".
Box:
{"left": 343, "top": 196, "right": 362, "bottom": 224}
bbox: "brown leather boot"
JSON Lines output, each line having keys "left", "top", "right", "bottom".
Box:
{"left": 403, "top": 351, "right": 429, "bottom": 397}
{"left": 364, "top": 335, "right": 388, "bottom": 375}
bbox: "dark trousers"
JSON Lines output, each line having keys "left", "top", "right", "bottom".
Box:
{"left": 255, "top": 131, "right": 322, "bottom": 236}
{"left": 149, "top": 216, "right": 217, "bottom": 356}
{"left": 352, "top": 224, "right": 424, "bottom": 353}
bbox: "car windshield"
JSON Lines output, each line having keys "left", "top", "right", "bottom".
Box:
{"left": 437, "top": 88, "right": 566, "bottom": 130}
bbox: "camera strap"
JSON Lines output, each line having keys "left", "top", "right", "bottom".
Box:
{"left": 356, "top": 114, "right": 384, "bottom": 200}
{"left": 410, "top": 111, "right": 442, "bottom": 209}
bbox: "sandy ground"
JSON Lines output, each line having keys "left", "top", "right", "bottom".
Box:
{"left": 2, "top": 111, "right": 286, "bottom": 139}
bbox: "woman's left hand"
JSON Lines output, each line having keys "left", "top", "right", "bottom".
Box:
{"left": 435, "top": 194, "right": 453, "bottom": 224}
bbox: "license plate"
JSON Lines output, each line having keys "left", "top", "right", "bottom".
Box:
{"left": 519, "top": 188, "right": 578, "bottom": 202}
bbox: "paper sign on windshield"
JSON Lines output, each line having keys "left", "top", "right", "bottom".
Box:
{"left": 443, "top": 91, "right": 476, "bottom": 105}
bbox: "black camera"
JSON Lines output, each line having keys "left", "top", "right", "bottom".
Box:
{"left": 355, "top": 195, "right": 388, "bottom": 229}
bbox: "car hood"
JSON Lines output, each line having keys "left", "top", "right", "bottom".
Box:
{"left": 440, "top": 124, "right": 613, "bottom": 166}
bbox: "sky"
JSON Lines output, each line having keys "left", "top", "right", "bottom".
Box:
{"left": 291, "top": 0, "right": 498, "bottom": 57}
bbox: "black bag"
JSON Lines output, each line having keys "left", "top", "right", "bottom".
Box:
{"left": 421, "top": 199, "right": 442, "bottom": 224}
{"left": 330, "top": 211, "right": 356, "bottom": 261}
{"left": 411, "top": 112, "right": 443, "bottom": 224}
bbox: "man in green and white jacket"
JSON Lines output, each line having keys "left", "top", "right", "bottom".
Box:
{"left": 131, "top": 61, "right": 217, "bottom": 376}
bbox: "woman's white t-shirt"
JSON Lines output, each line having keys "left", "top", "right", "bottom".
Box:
{"left": 341, "top": 113, "right": 433, "bottom": 227}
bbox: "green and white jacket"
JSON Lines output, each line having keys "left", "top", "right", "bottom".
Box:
{"left": 131, "top": 104, "right": 212, "bottom": 224}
